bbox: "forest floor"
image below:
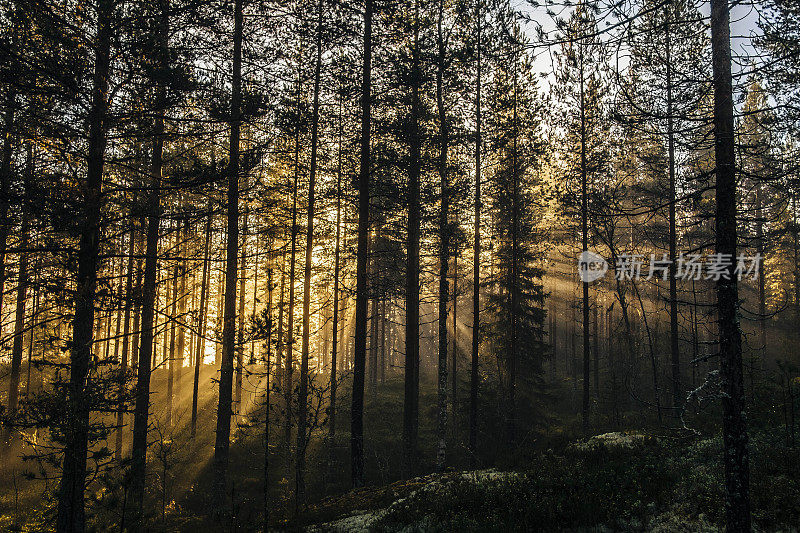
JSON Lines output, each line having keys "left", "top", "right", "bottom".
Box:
{"left": 2, "top": 368, "right": 800, "bottom": 531}
{"left": 295, "top": 428, "right": 800, "bottom": 532}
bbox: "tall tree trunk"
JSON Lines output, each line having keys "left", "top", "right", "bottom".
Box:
{"left": 435, "top": 0, "right": 449, "bottom": 472}
{"left": 25, "top": 252, "right": 41, "bottom": 397}
{"left": 213, "top": 0, "right": 242, "bottom": 506}
{"left": 665, "top": 15, "right": 681, "bottom": 412}
{"left": 711, "top": 0, "right": 751, "bottom": 529}
{"left": 131, "top": 221, "right": 144, "bottom": 372}
{"left": 508, "top": 45, "right": 519, "bottom": 446}
{"left": 56, "top": 0, "right": 112, "bottom": 528}
{"left": 216, "top": 234, "right": 225, "bottom": 366}
{"left": 756, "top": 182, "right": 766, "bottom": 367}
{"left": 297, "top": 0, "right": 323, "bottom": 504}
{"left": 451, "top": 256, "right": 457, "bottom": 435}
{"left": 130, "top": 75, "right": 165, "bottom": 533}
{"left": 251, "top": 235, "right": 259, "bottom": 365}
{"left": 593, "top": 291, "right": 599, "bottom": 395}
{"left": 579, "top": 39, "right": 591, "bottom": 435}
{"left": 5, "top": 148, "right": 30, "bottom": 437}
{"left": 380, "top": 296, "right": 386, "bottom": 384}
{"left": 403, "top": 0, "right": 421, "bottom": 476}
{"left": 351, "top": 0, "right": 372, "bottom": 488}
{"left": 262, "top": 310, "right": 272, "bottom": 533}
{"left": 176, "top": 219, "right": 188, "bottom": 398}
{"left": 116, "top": 221, "right": 136, "bottom": 459}
{"left": 0, "top": 88, "right": 15, "bottom": 346}
{"left": 192, "top": 203, "right": 213, "bottom": 437}
{"left": 236, "top": 206, "right": 247, "bottom": 411}
{"left": 276, "top": 230, "right": 286, "bottom": 378}
{"left": 368, "top": 245, "right": 378, "bottom": 397}
{"left": 329, "top": 97, "right": 343, "bottom": 449}
{"left": 469, "top": 0, "right": 481, "bottom": 467}
{"left": 285, "top": 138, "right": 299, "bottom": 484}
{"left": 167, "top": 229, "right": 179, "bottom": 428}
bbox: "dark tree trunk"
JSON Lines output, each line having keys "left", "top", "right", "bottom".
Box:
{"left": 756, "top": 182, "right": 766, "bottom": 366}
{"left": 380, "top": 296, "right": 387, "bottom": 384}
{"left": 235, "top": 207, "right": 247, "bottom": 413}
{"left": 710, "top": 0, "right": 751, "bottom": 529}
{"left": 4, "top": 147, "right": 30, "bottom": 443}
{"left": 469, "top": 0, "right": 481, "bottom": 467}
{"left": 6, "top": 174, "right": 29, "bottom": 422}
{"left": 176, "top": 219, "right": 188, "bottom": 398}
{"left": 115, "top": 221, "right": 136, "bottom": 459}
{"left": 191, "top": 203, "right": 213, "bottom": 437}
{"left": 665, "top": 16, "right": 681, "bottom": 412}
{"left": 0, "top": 89, "right": 14, "bottom": 346}
{"left": 285, "top": 145, "right": 298, "bottom": 484}
{"left": 329, "top": 96, "right": 343, "bottom": 450}
{"left": 579, "top": 40, "right": 591, "bottom": 435}
{"left": 213, "top": 0, "right": 242, "bottom": 506}
{"left": 297, "top": 0, "right": 323, "bottom": 504}
{"left": 130, "top": 74, "right": 165, "bottom": 533}
{"left": 508, "top": 47, "right": 519, "bottom": 446}
{"left": 167, "top": 229, "right": 179, "bottom": 428}
{"left": 351, "top": 0, "right": 372, "bottom": 488}
{"left": 56, "top": 0, "right": 113, "bottom": 528}
{"left": 435, "top": 0, "right": 449, "bottom": 471}
{"left": 403, "top": 0, "right": 421, "bottom": 476}
{"left": 451, "top": 256, "right": 457, "bottom": 435}
{"left": 593, "top": 292, "right": 599, "bottom": 395}
{"left": 368, "top": 246, "right": 378, "bottom": 397}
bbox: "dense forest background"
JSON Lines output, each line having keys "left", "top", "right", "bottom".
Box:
{"left": 1, "top": 0, "right": 800, "bottom": 530}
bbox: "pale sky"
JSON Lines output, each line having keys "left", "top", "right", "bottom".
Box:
{"left": 515, "top": 0, "right": 764, "bottom": 91}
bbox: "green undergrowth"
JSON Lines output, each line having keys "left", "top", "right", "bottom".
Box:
{"left": 305, "top": 428, "right": 800, "bottom": 532}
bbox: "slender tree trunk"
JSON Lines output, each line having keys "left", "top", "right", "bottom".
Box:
{"left": 5, "top": 153, "right": 29, "bottom": 436}
{"left": 285, "top": 141, "right": 299, "bottom": 484}
{"left": 176, "top": 219, "right": 188, "bottom": 398}
{"left": 403, "top": 0, "right": 421, "bottom": 475}
{"left": 115, "top": 222, "right": 136, "bottom": 459}
{"left": 251, "top": 236, "right": 259, "bottom": 365}
{"left": 56, "top": 0, "right": 112, "bottom": 528}
{"left": 262, "top": 320, "right": 271, "bottom": 533}
{"left": 508, "top": 46, "right": 519, "bottom": 446}
{"left": 435, "top": 0, "right": 449, "bottom": 471}
{"left": 469, "top": 0, "right": 481, "bottom": 467}
{"left": 579, "top": 41, "right": 591, "bottom": 435}
{"left": 664, "top": 16, "right": 681, "bottom": 412}
{"left": 191, "top": 203, "right": 212, "bottom": 437}
{"left": 0, "top": 88, "right": 15, "bottom": 346}
{"left": 756, "top": 183, "right": 766, "bottom": 365}
{"left": 368, "top": 248, "right": 378, "bottom": 397}
{"left": 351, "top": 0, "right": 372, "bottom": 487}
{"left": 213, "top": 0, "right": 242, "bottom": 506}
{"left": 235, "top": 206, "right": 247, "bottom": 412}
{"left": 380, "top": 296, "right": 386, "bottom": 383}
{"left": 297, "top": 0, "right": 323, "bottom": 504}
{"left": 329, "top": 98, "right": 343, "bottom": 450}
{"left": 276, "top": 230, "right": 286, "bottom": 378}
{"left": 593, "top": 291, "right": 599, "bottom": 395}
{"left": 25, "top": 252, "right": 41, "bottom": 398}
{"left": 111, "top": 245, "right": 123, "bottom": 366}
{"left": 711, "top": 0, "right": 751, "bottom": 529}
{"left": 451, "top": 255, "right": 457, "bottom": 435}
{"left": 216, "top": 235, "right": 225, "bottom": 366}
{"left": 130, "top": 86, "right": 165, "bottom": 533}
{"left": 167, "top": 230, "right": 179, "bottom": 428}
